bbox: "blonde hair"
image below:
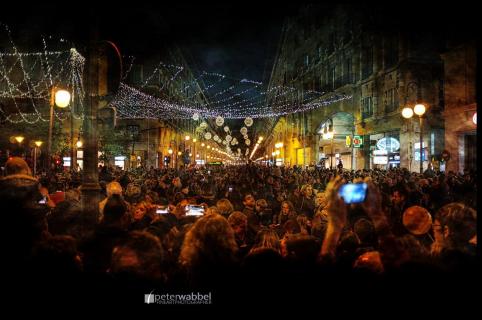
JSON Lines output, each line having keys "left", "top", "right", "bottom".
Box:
{"left": 216, "top": 198, "right": 234, "bottom": 217}
{"left": 106, "top": 181, "right": 123, "bottom": 197}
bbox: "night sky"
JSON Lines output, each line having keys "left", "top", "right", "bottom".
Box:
{"left": 1, "top": 3, "right": 304, "bottom": 83}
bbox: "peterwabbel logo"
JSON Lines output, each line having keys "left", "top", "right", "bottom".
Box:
{"left": 145, "top": 291, "right": 212, "bottom": 305}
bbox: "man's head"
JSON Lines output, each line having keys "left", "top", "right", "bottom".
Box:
{"left": 243, "top": 194, "right": 256, "bottom": 208}
{"left": 228, "top": 211, "right": 247, "bottom": 238}
{"left": 391, "top": 187, "right": 407, "bottom": 206}
{"left": 255, "top": 199, "right": 268, "bottom": 213}
{"left": 4, "top": 157, "right": 31, "bottom": 176}
{"left": 111, "top": 231, "right": 164, "bottom": 280}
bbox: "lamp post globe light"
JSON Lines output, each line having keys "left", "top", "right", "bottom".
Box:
{"left": 33, "top": 140, "right": 43, "bottom": 176}
{"left": 401, "top": 103, "right": 426, "bottom": 173}
{"left": 48, "top": 87, "right": 71, "bottom": 171}
{"left": 54, "top": 89, "right": 71, "bottom": 108}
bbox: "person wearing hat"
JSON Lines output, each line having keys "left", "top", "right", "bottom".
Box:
{"left": 402, "top": 205, "right": 434, "bottom": 250}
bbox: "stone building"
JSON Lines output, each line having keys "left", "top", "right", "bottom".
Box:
{"left": 264, "top": 4, "right": 446, "bottom": 171}
{"left": 441, "top": 42, "right": 477, "bottom": 173}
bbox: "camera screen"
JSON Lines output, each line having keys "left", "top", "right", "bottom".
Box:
{"left": 156, "top": 206, "right": 169, "bottom": 214}
{"left": 338, "top": 183, "right": 367, "bottom": 204}
{"left": 186, "top": 205, "right": 205, "bottom": 216}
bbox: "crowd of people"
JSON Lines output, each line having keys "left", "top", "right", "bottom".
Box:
{"left": 1, "top": 157, "right": 478, "bottom": 306}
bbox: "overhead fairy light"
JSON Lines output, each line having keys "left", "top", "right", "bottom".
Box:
{"left": 0, "top": 25, "right": 85, "bottom": 123}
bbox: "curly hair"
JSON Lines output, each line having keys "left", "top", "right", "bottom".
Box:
{"left": 179, "top": 214, "right": 238, "bottom": 270}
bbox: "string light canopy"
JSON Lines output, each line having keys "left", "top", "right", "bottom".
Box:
{"left": 2, "top": 25, "right": 352, "bottom": 125}
{"left": 0, "top": 25, "right": 85, "bottom": 124}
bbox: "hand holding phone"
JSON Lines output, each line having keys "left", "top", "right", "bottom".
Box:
{"left": 156, "top": 206, "right": 169, "bottom": 215}
{"left": 185, "top": 205, "right": 205, "bottom": 216}
{"left": 338, "top": 183, "right": 367, "bottom": 204}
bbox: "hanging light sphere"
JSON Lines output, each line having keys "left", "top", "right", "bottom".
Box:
{"left": 240, "top": 127, "right": 248, "bottom": 135}
{"left": 402, "top": 107, "right": 414, "bottom": 119}
{"left": 204, "top": 132, "right": 212, "bottom": 140}
{"left": 216, "top": 116, "right": 224, "bottom": 126}
{"left": 55, "top": 89, "right": 71, "bottom": 108}
{"left": 224, "top": 126, "right": 230, "bottom": 133}
{"left": 200, "top": 121, "right": 208, "bottom": 129}
{"left": 244, "top": 117, "right": 253, "bottom": 127}
{"left": 414, "top": 103, "right": 426, "bottom": 116}
{"left": 192, "top": 113, "right": 200, "bottom": 121}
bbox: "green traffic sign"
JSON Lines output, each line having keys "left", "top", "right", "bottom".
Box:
{"left": 353, "top": 135, "right": 363, "bottom": 148}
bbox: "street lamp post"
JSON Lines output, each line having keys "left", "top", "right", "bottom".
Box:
{"left": 47, "top": 88, "right": 71, "bottom": 171}
{"left": 402, "top": 103, "right": 426, "bottom": 173}
{"left": 33, "top": 140, "right": 43, "bottom": 176}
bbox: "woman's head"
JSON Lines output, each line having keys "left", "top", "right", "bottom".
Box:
{"left": 281, "top": 200, "right": 294, "bottom": 214}
{"left": 250, "top": 228, "right": 281, "bottom": 254}
{"left": 301, "top": 184, "right": 313, "bottom": 197}
{"left": 179, "top": 214, "right": 237, "bottom": 269}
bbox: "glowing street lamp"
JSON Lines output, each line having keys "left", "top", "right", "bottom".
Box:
{"left": 54, "top": 89, "right": 71, "bottom": 108}
{"left": 401, "top": 103, "right": 427, "bottom": 173}
{"left": 14, "top": 136, "right": 25, "bottom": 144}
{"left": 33, "top": 140, "right": 43, "bottom": 176}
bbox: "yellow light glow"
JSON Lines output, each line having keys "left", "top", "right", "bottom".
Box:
{"left": 168, "top": 148, "right": 173, "bottom": 154}
{"left": 34, "top": 140, "right": 43, "bottom": 147}
{"left": 14, "top": 136, "right": 24, "bottom": 143}
{"left": 54, "top": 89, "right": 71, "bottom": 108}
{"left": 193, "top": 138, "right": 197, "bottom": 143}
{"left": 185, "top": 135, "right": 190, "bottom": 141}
{"left": 76, "top": 140, "right": 83, "bottom": 148}
{"left": 201, "top": 143, "right": 205, "bottom": 147}
{"left": 402, "top": 107, "right": 414, "bottom": 119}
{"left": 414, "top": 104, "right": 426, "bottom": 116}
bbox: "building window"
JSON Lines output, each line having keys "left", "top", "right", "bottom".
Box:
{"left": 127, "top": 125, "right": 140, "bottom": 142}
{"left": 317, "top": 45, "right": 323, "bottom": 59}
{"left": 384, "top": 88, "right": 398, "bottom": 113}
{"left": 362, "top": 46, "right": 373, "bottom": 79}
{"left": 344, "top": 57, "right": 352, "bottom": 84}
{"left": 361, "top": 96, "right": 373, "bottom": 118}
{"left": 438, "top": 79, "right": 445, "bottom": 110}
{"left": 330, "top": 66, "right": 336, "bottom": 90}
{"left": 384, "top": 36, "right": 399, "bottom": 68}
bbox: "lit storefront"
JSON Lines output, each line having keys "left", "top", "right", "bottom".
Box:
{"left": 369, "top": 132, "right": 400, "bottom": 169}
